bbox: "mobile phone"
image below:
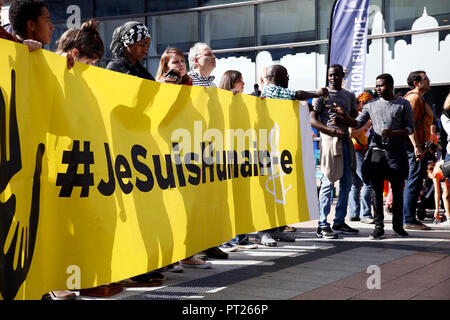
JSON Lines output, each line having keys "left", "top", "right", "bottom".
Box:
{"left": 164, "top": 69, "right": 179, "bottom": 81}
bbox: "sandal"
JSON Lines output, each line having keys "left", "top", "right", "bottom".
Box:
{"left": 180, "top": 256, "right": 212, "bottom": 269}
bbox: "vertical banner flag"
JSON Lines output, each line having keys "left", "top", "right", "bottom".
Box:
{"left": 328, "top": 0, "right": 370, "bottom": 95}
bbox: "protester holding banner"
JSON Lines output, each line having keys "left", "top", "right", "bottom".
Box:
{"left": 348, "top": 91, "right": 374, "bottom": 224}
{"left": 106, "top": 21, "right": 154, "bottom": 81}
{"left": 5, "top": 0, "right": 53, "bottom": 51}
{"left": 187, "top": 42, "right": 230, "bottom": 260}
{"left": 54, "top": 19, "right": 104, "bottom": 68}
{"left": 310, "top": 64, "right": 359, "bottom": 239}
{"left": 188, "top": 42, "right": 217, "bottom": 88}
{"left": 356, "top": 73, "right": 416, "bottom": 240}
{"left": 218, "top": 70, "right": 259, "bottom": 250}
{"left": 155, "top": 47, "right": 212, "bottom": 270}
{"left": 258, "top": 64, "right": 329, "bottom": 245}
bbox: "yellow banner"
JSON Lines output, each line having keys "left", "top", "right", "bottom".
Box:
{"left": 0, "top": 39, "right": 318, "bottom": 300}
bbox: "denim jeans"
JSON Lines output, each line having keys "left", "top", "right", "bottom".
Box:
{"left": 348, "top": 149, "right": 373, "bottom": 219}
{"left": 318, "top": 140, "right": 352, "bottom": 228}
{"left": 403, "top": 150, "right": 429, "bottom": 224}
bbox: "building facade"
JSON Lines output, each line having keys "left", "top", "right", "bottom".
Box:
{"left": 2, "top": 0, "right": 450, "bottom": 108}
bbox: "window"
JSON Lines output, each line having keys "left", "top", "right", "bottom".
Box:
{"left": 147, "top": 12, "right": 198, "bottom": 56}
{"left": 384, "top": 0, "right": 450, "bottom": 32}
{"left": 201, "top": 6, "right": 255, "bottom": 50}
{"left": 146, "top": 0, "right": 199, "bottom": 12}
{"left": 95, "top": 0, "right": 145, "bottom": 17}
{"left": 46, "top": 0, "right": 94, "bottom": 21}
{"left": 258, "top": 0, "right": 315, "bottom": 46}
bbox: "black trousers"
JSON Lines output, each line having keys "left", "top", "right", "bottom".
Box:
{"left": 369, "top": 150, "right": 405, "bottom": 230}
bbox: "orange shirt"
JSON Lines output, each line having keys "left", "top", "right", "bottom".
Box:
{"left": 404, "top": 91, "right": 433, "bottom": 145}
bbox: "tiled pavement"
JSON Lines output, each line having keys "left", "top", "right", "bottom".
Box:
{"left": 76, "top": 212, "right": 450, "bottom": 301}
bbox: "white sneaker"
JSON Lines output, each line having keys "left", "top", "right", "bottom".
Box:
{"left": 219, "top": 242, "right": 238, "bottom": 252}
{"left": 258, "top": 232, "right": 277, "bottom": 247}
{"left": 439, "top": 220, "right": 450, "bottom": 227}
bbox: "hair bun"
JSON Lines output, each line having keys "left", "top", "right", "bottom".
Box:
{"left": 80, "top": 19, "right": 99, "bottom": 33}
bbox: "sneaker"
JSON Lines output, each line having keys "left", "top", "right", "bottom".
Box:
{"left": 349, "top": 217, "right": 360, "bottom": 222}
{"left": 180, "top": 256, "right": 212, "bottom": 269}
{"left": 404, "top": 221, "right": 431, "bottom": 230}
{"left": 439, "top": 220, "right": 450, "bottom": 227}
{"left": 360, "top": 217, "right": 374, "bottom": 224}
{"left": 332, "top": 223, "right": 359, "bottom": 235}
{"left": 316, "top": 226, "right": 338, "bottom": 239}
{"left": 203, "top": 246, "right": 229, "bottom": 259}
{"left": 258, "top": 232, "right": 277, "bottom": 247}
{"left": 167, "top": 262, "right": 184, "bottom": 273}
{"left": 219, "top": 242, "right": 238, "bottom": 252}
{"left": 369, "top": 228, "right": 385, "bottom": 240}
{"left": 236, "top": 239, "right": 258, "bottom": 249}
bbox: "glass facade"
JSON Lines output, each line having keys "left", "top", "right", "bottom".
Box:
{"left": 42, "top": 0, "right": 450, "bottom": 101}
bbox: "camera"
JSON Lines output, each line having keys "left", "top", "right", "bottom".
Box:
{"left": 164, "top": 69, "right": 179, "bottom": 81}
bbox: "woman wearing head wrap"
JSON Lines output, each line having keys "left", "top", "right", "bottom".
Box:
{"left": 348, "top": 91, "right": 375, "bottom": 224}
{"left": 106, "top": 21, "right": 154, "bottom": 80}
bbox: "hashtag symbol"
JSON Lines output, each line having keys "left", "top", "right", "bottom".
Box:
{"left": 56, "top": 140, "right": 94, "bottom": 197}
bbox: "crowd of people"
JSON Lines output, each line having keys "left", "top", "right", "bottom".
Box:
{"left": 1, "top": 0, "right": 449, "bottom": 300}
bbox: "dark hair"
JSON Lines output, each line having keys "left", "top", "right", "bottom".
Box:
{"left": 376, "top": 73, "right": 394, "bottom": 87}
{"left": 407, "top": 70, "right": 426, "bottom": 90}
{"left": 55, "top": 20, "right": 104, "bottom": 60}
{"left": 9, "top": 0, "right": 46, "bottom": 38}
{"left": 219, "top": 70, "right": 242, "bottom": 91}
{"left": 73, "top": 19, "right": 104, "bottom": 60}
{"left": 329, "top": 64, "right": 345, "bottom": 75}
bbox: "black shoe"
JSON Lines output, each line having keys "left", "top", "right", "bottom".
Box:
{"left": 393, "top": 228, "right": 409, "bottom": 238}
{"left": 349, "top": 217, "right": 360, "bottom": 221}
{"left": 131, "top": 271, "right": 166, "bottom": 282}
{"left": 332, "top": 223, "right": 359, "bottom": 235}
{"left": 369, "top": 228, "right": 384, "bottom": 240}
{"left": 203, "top": 246, "right": 229, "bottom": 259}
{"left": 316, "top": 226, "right": 338, "bottom": 239}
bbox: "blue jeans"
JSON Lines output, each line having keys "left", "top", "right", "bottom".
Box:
{"left": 318, "top": 140, "right": 352, "bottom": 228}
{"left": 403, "top": 150, "right": 429, "bottom": 224}
{"left": 348, "top": 149, "right": 373, "bottom": 219}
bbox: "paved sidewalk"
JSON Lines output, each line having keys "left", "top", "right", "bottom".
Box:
{"left": 75, "top": 211, "right": 450, "bottom": 300}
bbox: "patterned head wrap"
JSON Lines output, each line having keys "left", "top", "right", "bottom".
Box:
{"left": 110, "top": 21, "right": 151, "bottom": 57}
{"left": 357, "top": 91, "right": 373, "bottom": 102}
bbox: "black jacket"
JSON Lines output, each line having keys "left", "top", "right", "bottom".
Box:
{"left": 106, "top": 56, "right": 155, "bottom": 81}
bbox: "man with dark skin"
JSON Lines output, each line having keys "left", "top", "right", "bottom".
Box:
{"left": 257, "top": 64, "right": 329, "bottom": 246}
{"left": 310, "top": 64, "right": 359, "bottom": 239}
{"left": 262, "top": 64, "right": 329, "bottom": 101}
{"left": 356, "top": 73, "right": 421, "bottom": 239}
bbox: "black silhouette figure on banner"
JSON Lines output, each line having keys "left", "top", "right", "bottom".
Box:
{"left": 0, "top": 70, "right": 45, "bottom": 300}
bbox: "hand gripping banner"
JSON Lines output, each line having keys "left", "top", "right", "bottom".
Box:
{"left": 328, "top": 0, "right": 370, "bottom": 95}
{"left": 0, "top": 39, "right": 318, "bottom": 300}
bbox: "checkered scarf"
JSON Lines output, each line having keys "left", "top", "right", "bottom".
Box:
{"left": 110, "top": 22, "right": 151, "bottom": 57}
